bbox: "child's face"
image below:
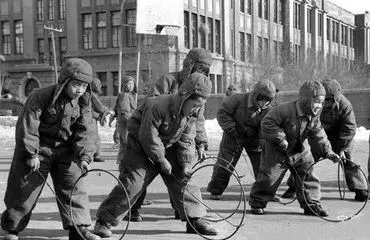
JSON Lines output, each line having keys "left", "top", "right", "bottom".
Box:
{"left": 126, "top": 81, "right": 134, "bottom": 92}
{"left": 182, "top": 96, "right": 207, "bottom": 117}
{"left": 311, "top": 95, "right": 325, "bottom": 115}
{"left": 65, "top": 79, "right": 88, "bottom": 99}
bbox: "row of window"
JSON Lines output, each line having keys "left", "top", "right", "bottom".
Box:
{"left": 185, "top": 0, "right": 221, "bottom": 15}
{"left": 37, "top": 37, "right": 67, "bottom": 65}
{"left": 36, "top": 0, "right": 66, "bottom": 21}
{"left": 184, "top": 11, "right": 221, "bottom": 53}
{"left": 237, "top": 0, "right": 284, "bottom": 24}
{"left": 1, "top": 20, "right": 23, "bottom": 54}
{"left": 81, "top": 0, "right": 121, "bottom": 8}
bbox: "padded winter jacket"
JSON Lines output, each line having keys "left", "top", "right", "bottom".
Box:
{"left": 113, "top": 92, "right": 136, "bottom": 123}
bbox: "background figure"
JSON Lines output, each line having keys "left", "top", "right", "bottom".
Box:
{"left": 207, "top": 80, "right": 277, "bottom": 200}
{"left": 94, "top": 72, "right": 219, "bottom": 238}
{"left": 224, "top": 84, "right": 238, "bottom": 98}
{"left": 281, "top": 78, "right": 368, "bottom": 201}
{"left": 109, "top": 75, "right": 137, "bottom": 168}
{"left": 249, "top": 81, "right": 340, "bottom": 216}
{"left": 0, "top": 58, "right": 100, "bottom": 240}
{"left": 91, "top": 78, "right": 114, "bottom": 163}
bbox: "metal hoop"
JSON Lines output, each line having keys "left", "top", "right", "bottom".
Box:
{"left": 182, "top": 162, "right": 246, "bottom": 240}
{"left": 69, "top": 169, "right": 131, "bottom": 240}
{"left": 302, "top": 159, "right": 369, "bottom": 222}
{"left": 337, "top": 161, "right": 347, "bottom": 200}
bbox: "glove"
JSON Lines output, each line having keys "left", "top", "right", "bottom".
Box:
{"left": 159, "top": 159, "right": 172, "bottom": 175}
{"left": 197, "top": 146, "right": 207, "bottom": 162}
{"left": 26, "top": 156, "right": 40, "bottom": 172}
{"left": 180, "top": 165, "right": 192, "bottom": 185}
{"left": 78, "top": 160, "right": 90, "bottom": 173}
{"left": 326, "top": 152, "right": 341, "bottom": 163}
{"left": 108, "top": 113, "right": 116, "bottom": 127}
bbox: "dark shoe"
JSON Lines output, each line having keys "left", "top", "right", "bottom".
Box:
{"left": 94, "top": 220, "right": 112, "bottom": 238}
{"left": 94, "top": 156, "right": 105, "bottom": 162}
{"left": 186, "top": 218, "right": 218, "bottom": 235}
{"left": 250, "top": 207, "right": 264, "bottom": 215}
{"left": 354, "top": 189, "right": 368, "bottom": 202}
{"left": 69, "top": 226, "right": 101, "bottom": 240}
{"left": 124, "top": 209, "right": 143, "bottom": 222}
{"left": 304, "top": 205, "right": 329, "bottom": 217}
{"left": 4, "top": 232, "right": 18, "bottom": 240}
{"left": 281, "top": 187, "right": 296, "bottom": 199}
{"left": 142, "top": 199, "right": 153, "bottom": 206}
{"left": 174, "top": 210, "right": 180, "bottom": 219}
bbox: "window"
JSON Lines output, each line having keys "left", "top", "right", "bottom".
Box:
{"left": 216, "top": 75, "right": 223, "bottom": 93}
{"left": 246, "top": 0, "right": 251, "bottom": 14}
{"left": 293, "top": 2, "right": 300, "bottom": 29}
{"left": 97, "top": 72, "right": 108, "bottom": 96}
{"left": 82, "top": 14, "right": 92, "bottom": 49}
{"left": 257, "top": 36, "right": 262, "bottom": 62}
{"left": 318, "top": 13, "right": 323, "bottom": 37}
{"left": 48, "top": 38, "right": 54, "bottom": 66}
{"left": 208, "top": 18, "right": 213, "bottom": 52}
{"left": 184, "top": 11, "right": 190, "bottom": 48}
{"left": 49, "top": 0, "right": 55, "bottom": 20}
{"left": 332, "top": 21, "right": 338, "bottom": 43}
{"left": 37, "top": 0, "right": 44, "bottom": 21}
{"left": 59, "top": 0, "right": 66, "bottom": 20}
{"left": 59, "top": 37, "right": 67, "bottom": 64}
{"left": 38, "top": 39, "right": 45, "bottom": 63}
{"left": 240, "top": 32, "right": 245, "bottom": 61}
{"left": 246, "top": 33, "right": 251, "bottom": 62}
{"left": 0, "top": 0, "right": 8, "bottom": 16}
{"left": 81, "top": 0, "right": 90, "bottom": 7}
{"left": 111, "top": 11, "right": 120, "bottom": 48}
{"left": 112, "top": 71, "right": 119, "bottom": 96}
{"left": 263, "top": 0, "right": 268, "bottom": 20}
{"left": 263, "top": 38, "right": 268, "bottom": 58}
{"left": 215, "top": 20, "right": 221, "bottom": 54}
{"left": 126, "top": 9, "right": 137, "bottom": 47}
{"left": 307, "top": 8, "right": 312, "bottom": 33}
{"left": 258, "top": 0, "right": 262, "bottom": 18}
{"left": 240, "top": 0, "right": 245, "bottom": 13}
{"left": 349, "top": 28, "right": 353, "bottom": 47}
{"left": 1, "top": 21, "right": 10, "bottom": 55}
{"left": 15, "top": 20, "right": 23, "bottom": 54}
{"left": 13, "top": 0, "right": 21, "bottom": 14}
{"left": 200, "top": 16, "right": 206, "bottom": 48}
{"left": 273, "top": 0, "right": 278, "bottom": 23}
{"left": 273, "top": 40, "right": 278, "bottom": 63}
{"left": 141, "top": 35, "right": 153, "bottom": 46}
{"left": 215, "top": 0, "right": 220, "bottom": 14}
{"left": 327, "top": 19, "right": 330, "bottom": 40}
{"left": 97, "top": 12, "right": 107, "bottom": 48}
{"left": 191, "top": 13, "right": 198, "bottom": 48}
{"left": 111, "top": 0, "right": 119, "bottom": 4}
{"left": 342, "top": 25, "right": 347, "bottom": 46}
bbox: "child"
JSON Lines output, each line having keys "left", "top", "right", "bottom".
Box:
{"left": 249, "top": 81, "right": 340, "bottom": 216}
{"left": 207, "top": 80, "right": 277, "bottom": 199}
{"left": 109, "top": 75, "right": 136, "bottom": 167}
{"left": 0, "top": 58, "right": 101, "bottom": 240}
{"left": 94, "top": 72, "right": 219, "bottom": 237}
{"left": 91, "top": 77, "right": 114, "bottom": 162}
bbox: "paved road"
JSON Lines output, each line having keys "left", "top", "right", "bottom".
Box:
{"left": 0, "top": 140, "right": 369, "bottom": 240}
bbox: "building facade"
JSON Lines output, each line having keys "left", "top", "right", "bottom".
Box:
{"left": 0, "top": 0, "right": 369, "bottom": 98}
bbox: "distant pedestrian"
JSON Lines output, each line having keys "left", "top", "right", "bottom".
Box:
{"left": 91, "top": 78, "right": 114, "bottom": 163}
{"left": 1, "top": 58, "right": 101, "bottom": 240}
{"left": 224, "top": 84, "right": 238, "bottom": 98}
{"left": 249, "top": 81, "right": 340, "bottom": 216}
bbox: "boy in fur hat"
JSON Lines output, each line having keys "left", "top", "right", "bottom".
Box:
{"left": 94, "top": 72, "right": 219, "bottom": 237}
{"left": 1, "top": 58, "right": 101, "bottom": 240}
{"left": 282, "top": 78, "right": 368, "bottom": 201}
{"left": 249, "top": 81, "right": 340, "bottom": 216}
{"left": 207, "top": 80, "right": 277, "bottom": 200}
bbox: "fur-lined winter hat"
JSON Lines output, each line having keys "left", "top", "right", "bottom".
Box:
{"left": 178, "top": 72, "right": 212, "bottom": 99}
{"left": 91, "top": 78, "right": 102, "bottom": 95}
{"left": 253, "top": 80, "right": 277, "bottom": 99}
{"left": 321, "top": 78, "right": 341, "bottom": 99}
{"left": 185, "top": 48, "right": 213, "bottom": 66}
{"left": 298, "top": 81, "right": 326, "bottom": 115}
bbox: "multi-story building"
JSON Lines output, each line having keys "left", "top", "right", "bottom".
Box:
{"left": 0, "top": 0, "right": 369, "bottom": 99}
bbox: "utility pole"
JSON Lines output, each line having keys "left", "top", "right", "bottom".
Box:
{"left": 119, "top": 0, "right": 128, "bottom": 94}
{"left": 44, "top": 25, "right": 63, "bottom": 84}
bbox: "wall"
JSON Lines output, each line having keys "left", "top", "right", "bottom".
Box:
{"left": 101, "top": 88, "right": 370, "bottom": 128}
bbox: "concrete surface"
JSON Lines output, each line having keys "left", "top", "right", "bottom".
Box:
{"left": 0, "top": 139, "right": 369, "bottom": 240}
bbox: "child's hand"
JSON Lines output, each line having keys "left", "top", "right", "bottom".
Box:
{"left": 197, "top": 147, "right": 207, "bottom": 162}
{"left": 78, "top": 160, "right": 90, "bottom": 173}
{"left": 27, "top": 156, "right": 40, "bottom": 172}
{"left": 159, "top": 159, "right": 172, "bottom": 175}
{"left": 180, "top": 165, "right": 192, "bottom": 184}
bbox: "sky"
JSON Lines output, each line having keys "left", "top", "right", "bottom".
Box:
{"left": 329, "top": 0, "right": 370, "bottom": 14}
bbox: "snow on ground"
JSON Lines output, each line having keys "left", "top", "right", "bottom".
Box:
{"left": 0, "top": 117, "right": 369, "bottom": 144}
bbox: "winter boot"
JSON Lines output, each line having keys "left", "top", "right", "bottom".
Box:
{"left": 186, "top": 218, "right": 219, "bottom": 235}
{"left": 69, "top": 225, "right": 101, "bottom": 240}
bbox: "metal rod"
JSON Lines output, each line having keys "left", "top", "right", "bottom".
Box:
{"left": 118, "top": 0, "right": 128, "bottom": 94}
{"left": 136, "top": 38, "right": 141, "bottom": 103}
{"left": 44, "top": 25, "right": 63, "bottom": 84}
